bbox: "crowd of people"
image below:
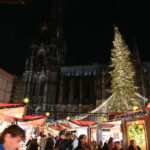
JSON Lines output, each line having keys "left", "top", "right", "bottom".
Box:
{"left": 0, "top": 125, "right": 141, "bottom": 150}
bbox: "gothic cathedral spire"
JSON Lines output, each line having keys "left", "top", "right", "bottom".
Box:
{"left": 24, "top": 0, "right": 66, "bottom": 115}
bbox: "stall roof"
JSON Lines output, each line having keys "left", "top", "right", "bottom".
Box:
{"left": 114, "top": 104, "right": 150, "bottom": 119}
{"left": 98, "top": 121, "right": 121, "bottom": 128}
{"left": 18, "top": 115, "right": 46, "bottom": 121}
{"left": 0, "top": 103, "right": 25, "bottom": 109}
{"left": 69, "top": 120, "right": 97, "bottom": 126}
{"left": 18, "top": 115, "right": 47, "bottom": 126}
{"left": 0, "top": 103, "right": 25, "bottom": 120}
{"left": 49, "top": 126, "right": 62, "bottom": 131}
{"left": 60, "top": 123, "right": 72, "bottom": 128}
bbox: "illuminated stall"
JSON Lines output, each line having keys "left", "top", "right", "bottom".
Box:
{"left": 114, "top": 104, "right": 150, "bottom": 150}
{"left": 69, "top": 120, "right": 97, "bottom": 139}
{"left": 0, "top": 103, "right": 25, "bottom": 133}
{"left": 89, "top": 124, "right": 97, "bottom": 142}
{"left": 97, "top": 121, "right": 122, "bottom": 144}
{"left": 17, "top": 115, "right": 47, "bottom": 142}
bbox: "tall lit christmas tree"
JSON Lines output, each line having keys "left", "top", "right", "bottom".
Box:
{"left": 109, "top": 26, "right": 140, "bottom": 112}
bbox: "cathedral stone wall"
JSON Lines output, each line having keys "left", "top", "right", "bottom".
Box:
{"left": 23, "top": 0, "right": 150, "bottom": 121}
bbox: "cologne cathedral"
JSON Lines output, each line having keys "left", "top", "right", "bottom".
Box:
{"left": 23, "top": 0, "right": 150, "bottom": 121}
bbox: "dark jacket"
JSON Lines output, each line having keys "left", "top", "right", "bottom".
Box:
{"left": 55, "top": 139, "right": 66, "bottom": 150}
{"left": 26, "top": 139, "right": 32, "bottom": 150}
{"left": 65, "top": 139, "right": 73, "bottom": 150}
{"left": 28, "top": 139, "right": 38, "bottom": 150}
{"left": 128, "top": 145, "right": 141, "bottom": 150}
{"left": 45, "top": 137, "right": 54, "bottom": 150}
{"left": 75, "top": 144, "right": 90, "bottom": 150}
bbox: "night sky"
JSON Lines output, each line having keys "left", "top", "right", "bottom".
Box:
{"left": 0, "top": 0, "right": 150, "bottom": 75}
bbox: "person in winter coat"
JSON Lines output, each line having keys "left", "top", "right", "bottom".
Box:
{"left": 65, "top": 132, "right": 74, "bottom": 150}
{"left": 112, "top": 141, "right": 122, "bottom": 150}
{"left": 55, "top": 133, "right": 66, "bottom": 150}
{"left": 98, "top": 141, "right": 103, "bottom": 150}
{"left": 26, "top": 136, "right": 33, "bottom": 150}
{"left": 75, "top": 134, "right": 91, "bottom": 150}
{"left": 73, "top": 135, "right": 78, "bottom": 150}
{"left": 39, "top": 135, "right": 47, "bottom": 150}
{"left": 45, "top": 134, "right": 54, "bottom": 150}
{"left": 128, "top": 140, "right": 141, "bottom": 150}
{"left": 28, "top": 136, "right": 39, "bottom": 150}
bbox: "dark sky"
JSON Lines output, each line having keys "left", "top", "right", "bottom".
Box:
{"left": 0, "top": 0, "right": 150, "bottom": 75}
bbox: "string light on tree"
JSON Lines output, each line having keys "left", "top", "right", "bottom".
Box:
{"left": 109, "top": 26, "right": 141, "bottom": 112}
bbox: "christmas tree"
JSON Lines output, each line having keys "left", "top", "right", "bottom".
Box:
{"left": 109, "top": 26, "right": 140, "bottom": 112}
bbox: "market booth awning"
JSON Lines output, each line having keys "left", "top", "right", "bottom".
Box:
{"left": 49, "top": 125, "right": 62, "bottom": 131}
{"left": 98, "top": 121, "right": 121, "bottom": 128}
{"left": 0, "top": 103, "right": 25, "bottom": 121}
{"left": 69, "top": 120, "right": 97, "bottom": 126}
{"left": 60, "top": 123, "right": 72, "bottom": 130}
{"left": 49, "top": 124, "right": 72, "bottom": 131}
{"left": 18, "top": 115, "right": 47, "bottom": 126}
{"left": 48, "top": 120, "right": 96, "bottom": 131}
{"left": 113, "top": 103, "right": 150, "bottom": 119}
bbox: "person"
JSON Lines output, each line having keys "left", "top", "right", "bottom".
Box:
{"left": 128, "top": 140, "right": 141, "bottom": 150}
{"left": 28, "top": 135, "right": 39, "bottom": 150}
{"left": 73, "top": 135, "right": 78, "bottom": 150}
{"left": 75, "top": 134, "right": 90, "bottom": 150}
{"left": 39, "top": 135, "right": 47, "bottom": 150}
{"left": 107, "top": 137, "right": 114, "bottom": 150}
{"left": 98, "top": 141, "right": 103, "bottom": 150}
{"left": 91, "top": 141, "right": 98, "bottom": 150}
{"left": 0, "top": 125, "right": 25, "bottom": 150}
{"left": 102, "top": 140, "right": 108, "bottom": 150}
{"left": 65, "top": 132, "right": 74, "bottom": 150}
{"left": 55, "top": 133, "right": 66, "bottom": 150}
{"left": 112, "top": 141, "right": 122, "bottom": 150}
{"left": 26, "top": 135, "right": 33, "bottom": 150}
{"left": 45, "top": 134, "right": 54, "bottom": 150}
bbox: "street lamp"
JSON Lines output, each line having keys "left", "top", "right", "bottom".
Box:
{"left": 66, "top": 116, "right": 71, "bottom": 121}
{"left": 23, "top": 98, "right": 29, "bottom": 104}
{"left": 133, "top": 106, "right": 139, "bottom": 111}
{"left": 45, "top": 112, "right": 50, "bottom": 117}
{"left": 23, "top": 98, "right": 30, "bottom": 116}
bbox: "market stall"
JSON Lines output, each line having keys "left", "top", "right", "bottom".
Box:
{"left": 114, "top": 104, "right": 150, "bottom": 150}
{"left": 17, "top": 115, "right": 47, "bottom": 143}
{"left": 0, "top": 103, "right": 25, "bottom": 133}
{"left": 97, "top": 121, "right": 122, "bottom": 144}
{"left": 18, "top": 115, "right": 47, "bottom": 127}
{"left": 89, "top": 124, "right": 97, "bottom": 142}
{"left": 0, "top": 103, "right": 25, "bottom": 120}
{"left": 69, "top": 120, "right": 97, "bottom": 138}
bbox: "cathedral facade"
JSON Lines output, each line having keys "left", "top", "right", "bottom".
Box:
{"left": 23, "top": 0, "right": 150, "bottom": 121}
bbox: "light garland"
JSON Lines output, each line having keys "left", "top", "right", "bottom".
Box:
{"left": 48, "top": 92, "right": 148, "bottom": 125}
{"left": 49, "top": 95, "right": 113, "bottom": 125}
{"left": 114, "top": 109, "right": 150, "bottom": 119}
